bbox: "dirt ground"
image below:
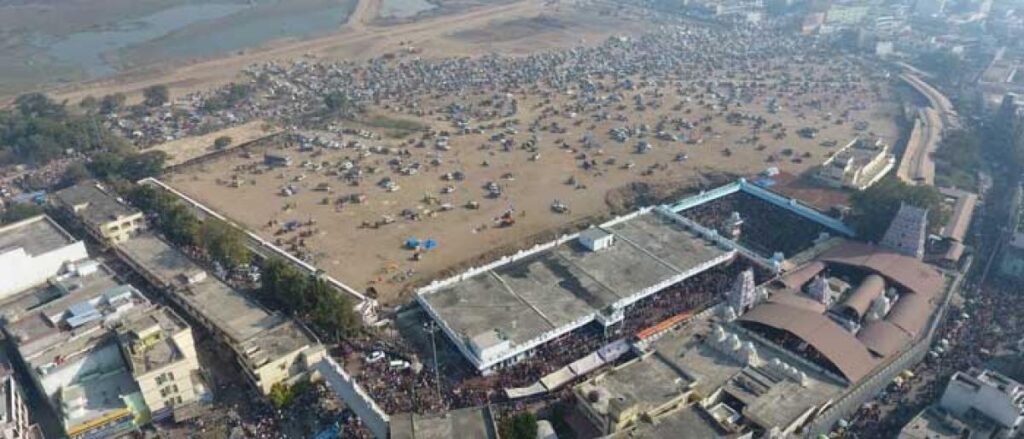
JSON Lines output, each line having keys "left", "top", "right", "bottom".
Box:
{"left": 150, "top": 120, "right": 280, "bottom": 167}
{"left": 30, "top": 0, "right": 640, "bottom": 106}
{"left": 164, "top": 79, "right": 901, "bottom": 303}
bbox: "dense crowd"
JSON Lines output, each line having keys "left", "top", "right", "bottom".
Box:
{"left": 846, "top": 276, "right": 1024, "bottom": 437}
{"left": 341, "top": 257, "right": 761, "bottom": 420}
{"left": 681, "top": 191, "right": 831, "bottom": 257}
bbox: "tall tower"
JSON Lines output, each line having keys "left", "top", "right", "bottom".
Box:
{"left": 881, "top": 202, "right": 928, "bottom": 259}
{"left": 728, "top": 269, "right": 757, "bottom": 314}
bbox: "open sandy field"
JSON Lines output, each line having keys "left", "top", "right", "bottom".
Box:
{"left": 150, "top": 120, "right": 280, "bottom": 167}
{"left": 28, "top": 0, "right": 641, "bottom": 106}
{"left": 164, "top": 79, "right": 901, "bottom": 303}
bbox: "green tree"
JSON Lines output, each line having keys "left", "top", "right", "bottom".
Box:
{"left": 100, "top": 93, "right": 127, "bottom": 115}
{"left": 258, "top": 258, "right": 360, "bottom": 337}
{"left": 59, "top": 162, "right": 92, "bottom": 188}
{"left": 119, "top": 150, "right": 167, "bottom": 180}
{"left": 0, "top": 203, "right": 43, "bottom": 225}
{"left": 499, "top": 412, "right": 538, "bottom": 439}
{"left": 198, "top": 218, "right": 251, "bottom": 269}
{"left": 213, "top": 136, "right": 233, "bottom": 149}
{"left": 15, "top": 93, "right": 67, "bottom": 119}
{"left": 78, "top": 96, "right": 99, "bottom": 113}
{"left": 848, "top": 177, "right": 946, "bottom": 242}
{"left": 142, "top": 85, "right": 170, "bottom": 107}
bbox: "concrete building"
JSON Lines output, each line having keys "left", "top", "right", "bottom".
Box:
{"left": 576, "top": 239, "right": 950, "bottom": 438}
{"left": 901, "top": 369, "right": 1024, "bottom": 438}
{"left": 815, "top": 137, "right": 896, "bottom": 191}
{"left": 0, "top": 352, "right": 40, "bottom": 439}
{"left": 574, "top": 314, "right": 846, "bottom": 438}
{"left": 940, "top": 370, "right": 1024, "bottom": 433}
{"left": 115, "top": 233, "right": 325, "bottom": 396}
{"left": 0, "top": 262, "right": 152, "bottom": 439}
{"left": 389, "top": 406, "right": 499, "bottom": 439}
{"left": 417, "top": 208, "right": 735, "bottom": 374}
{"left": 0, "top": 215, "right": 88, "bottom": 302}
{"left": 53, "top": 182, "right": 145, "bottom": 244}
{"left": 116, "top": 307, "right": 205, "bottom": 423}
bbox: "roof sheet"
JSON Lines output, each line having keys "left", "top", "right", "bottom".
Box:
{"left": 886, "top": 292, "right": 934, "bottom": 338}
{"left": 778, "top": 261, "right": 826, "bottom": 291}
{"left": 739, "top": 302, "right": 878, "bottom": 382}
{"left": 857, "top": 320, "right": 913, "bottom": 357}
{"left": 820, "top": 241, "right": 944, "bottom": 297}
{"left": 839, "top": 274, "right": 885, "bottom": 318}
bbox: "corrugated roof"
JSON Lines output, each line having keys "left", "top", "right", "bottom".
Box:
{"left": 820, "top": 241, "right": 944, "bottom": 297}
{"left": 939, "top": 188, "right": 977, "bottom": 242}
{"left": 778, "top": 261, "right": 826, "bottom": 291}
{"left": 839, "top": 275, "right": 885, "bottom": 319}
{"left": 739, "top": 303, "right": 878, "bottom": 383}
{"left": 886, "top": 292, "right": 934, "bottom": 339}
{"left": 857, "top": 320, "right": 912, "bottom": 357}
{"left": 767, "top": 290, "right": 827, "bottom": 314}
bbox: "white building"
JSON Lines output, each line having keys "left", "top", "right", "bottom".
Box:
{"left": 940, "top": 369, "right": 1024, "bottom": 433}
{"left": 0, "top": 215, "right": 88, "bottom": 302}
{"left": 816, "top": 138, "right": 896, "bottom": 191}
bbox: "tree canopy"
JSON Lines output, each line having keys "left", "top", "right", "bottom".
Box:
{"left": 143, "top": 85, "right": 170, "bottom": 107}
{"left": 499, "top": 412, "right": 538, "bottom": 439}
{"left": 259, "top": 258, "right": 360, "bottom": 339}
{"left": 0, "top": 203, "right": 43, "bottom": 226}
{"left": 848, "top": 177, "right": 945, "bottom": 242}
{"left": 0, "top": 93, "right": 130, "bottom": 165}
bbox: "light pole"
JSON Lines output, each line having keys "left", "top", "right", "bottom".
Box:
{"left": 423, "top": 321, "right": 443, "bottom": 405}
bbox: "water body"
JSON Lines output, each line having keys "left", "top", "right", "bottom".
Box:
{"left": 45, "top": 3, "right": 250, "bottom": 76}
{"left": 125, "top": 1, "right": 355, "bottom": 65}
{"left": 379, "top": 0, "right": 437, "bottom": 19}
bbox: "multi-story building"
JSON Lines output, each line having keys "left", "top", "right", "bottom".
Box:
{"left": 0, "top": 215, "right": 88, "bottom": 301}
{"left": 0, "top": 262, "right": 150, "bottom": 439}
{"left": 53, "top": 182, "right": 145, "bottom": 245}
{"left": 115, "top": 233, "right": 325, "bottom": 396}
{"left": 117, "top": 307, "right": 205, "bottom": 422}
{"left": 0, "top": 353, "right": 40, "bottom": 439}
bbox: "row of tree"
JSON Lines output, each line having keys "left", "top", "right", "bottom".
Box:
{"left": 258, "top": 258, "right": 360, "bottom": 340}
{"left": 123, "top": 184, "right": 251, "bottom": 268}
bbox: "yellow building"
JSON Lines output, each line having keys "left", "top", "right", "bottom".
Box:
{"left": 117, "top": 307, "right": 205, "bottom": 421}
{"left": 54, "top": 182, "right": 145, "bottom": 244}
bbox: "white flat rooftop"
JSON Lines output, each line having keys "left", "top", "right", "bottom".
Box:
{"left": 418, "top": 208, "right": 733, "bottom": 371}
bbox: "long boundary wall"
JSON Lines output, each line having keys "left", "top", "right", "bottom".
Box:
{"left": 137, "top": 177, "right": 377, "bottom": 322}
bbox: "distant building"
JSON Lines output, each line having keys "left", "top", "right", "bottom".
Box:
{"left": 0, "top": 215, "right": 88, "bottom": 301}
{"left": 53, "top": 182, "right": 145, "bottom": 244}
{"left": 881, "top": 203, "right": 928, "bottom": 259}
{"left": 815, "top": 137, "right": 896, "bottom": 191}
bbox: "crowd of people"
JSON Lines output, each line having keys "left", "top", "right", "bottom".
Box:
{"left": 682, "top": 191, "right": 831, "bottom": 257}
{"left": 338, "top": 255, "right": 776, "bottom": 424}
{"left": 846, "top": 276, "right": 1024, "bottom": 437}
